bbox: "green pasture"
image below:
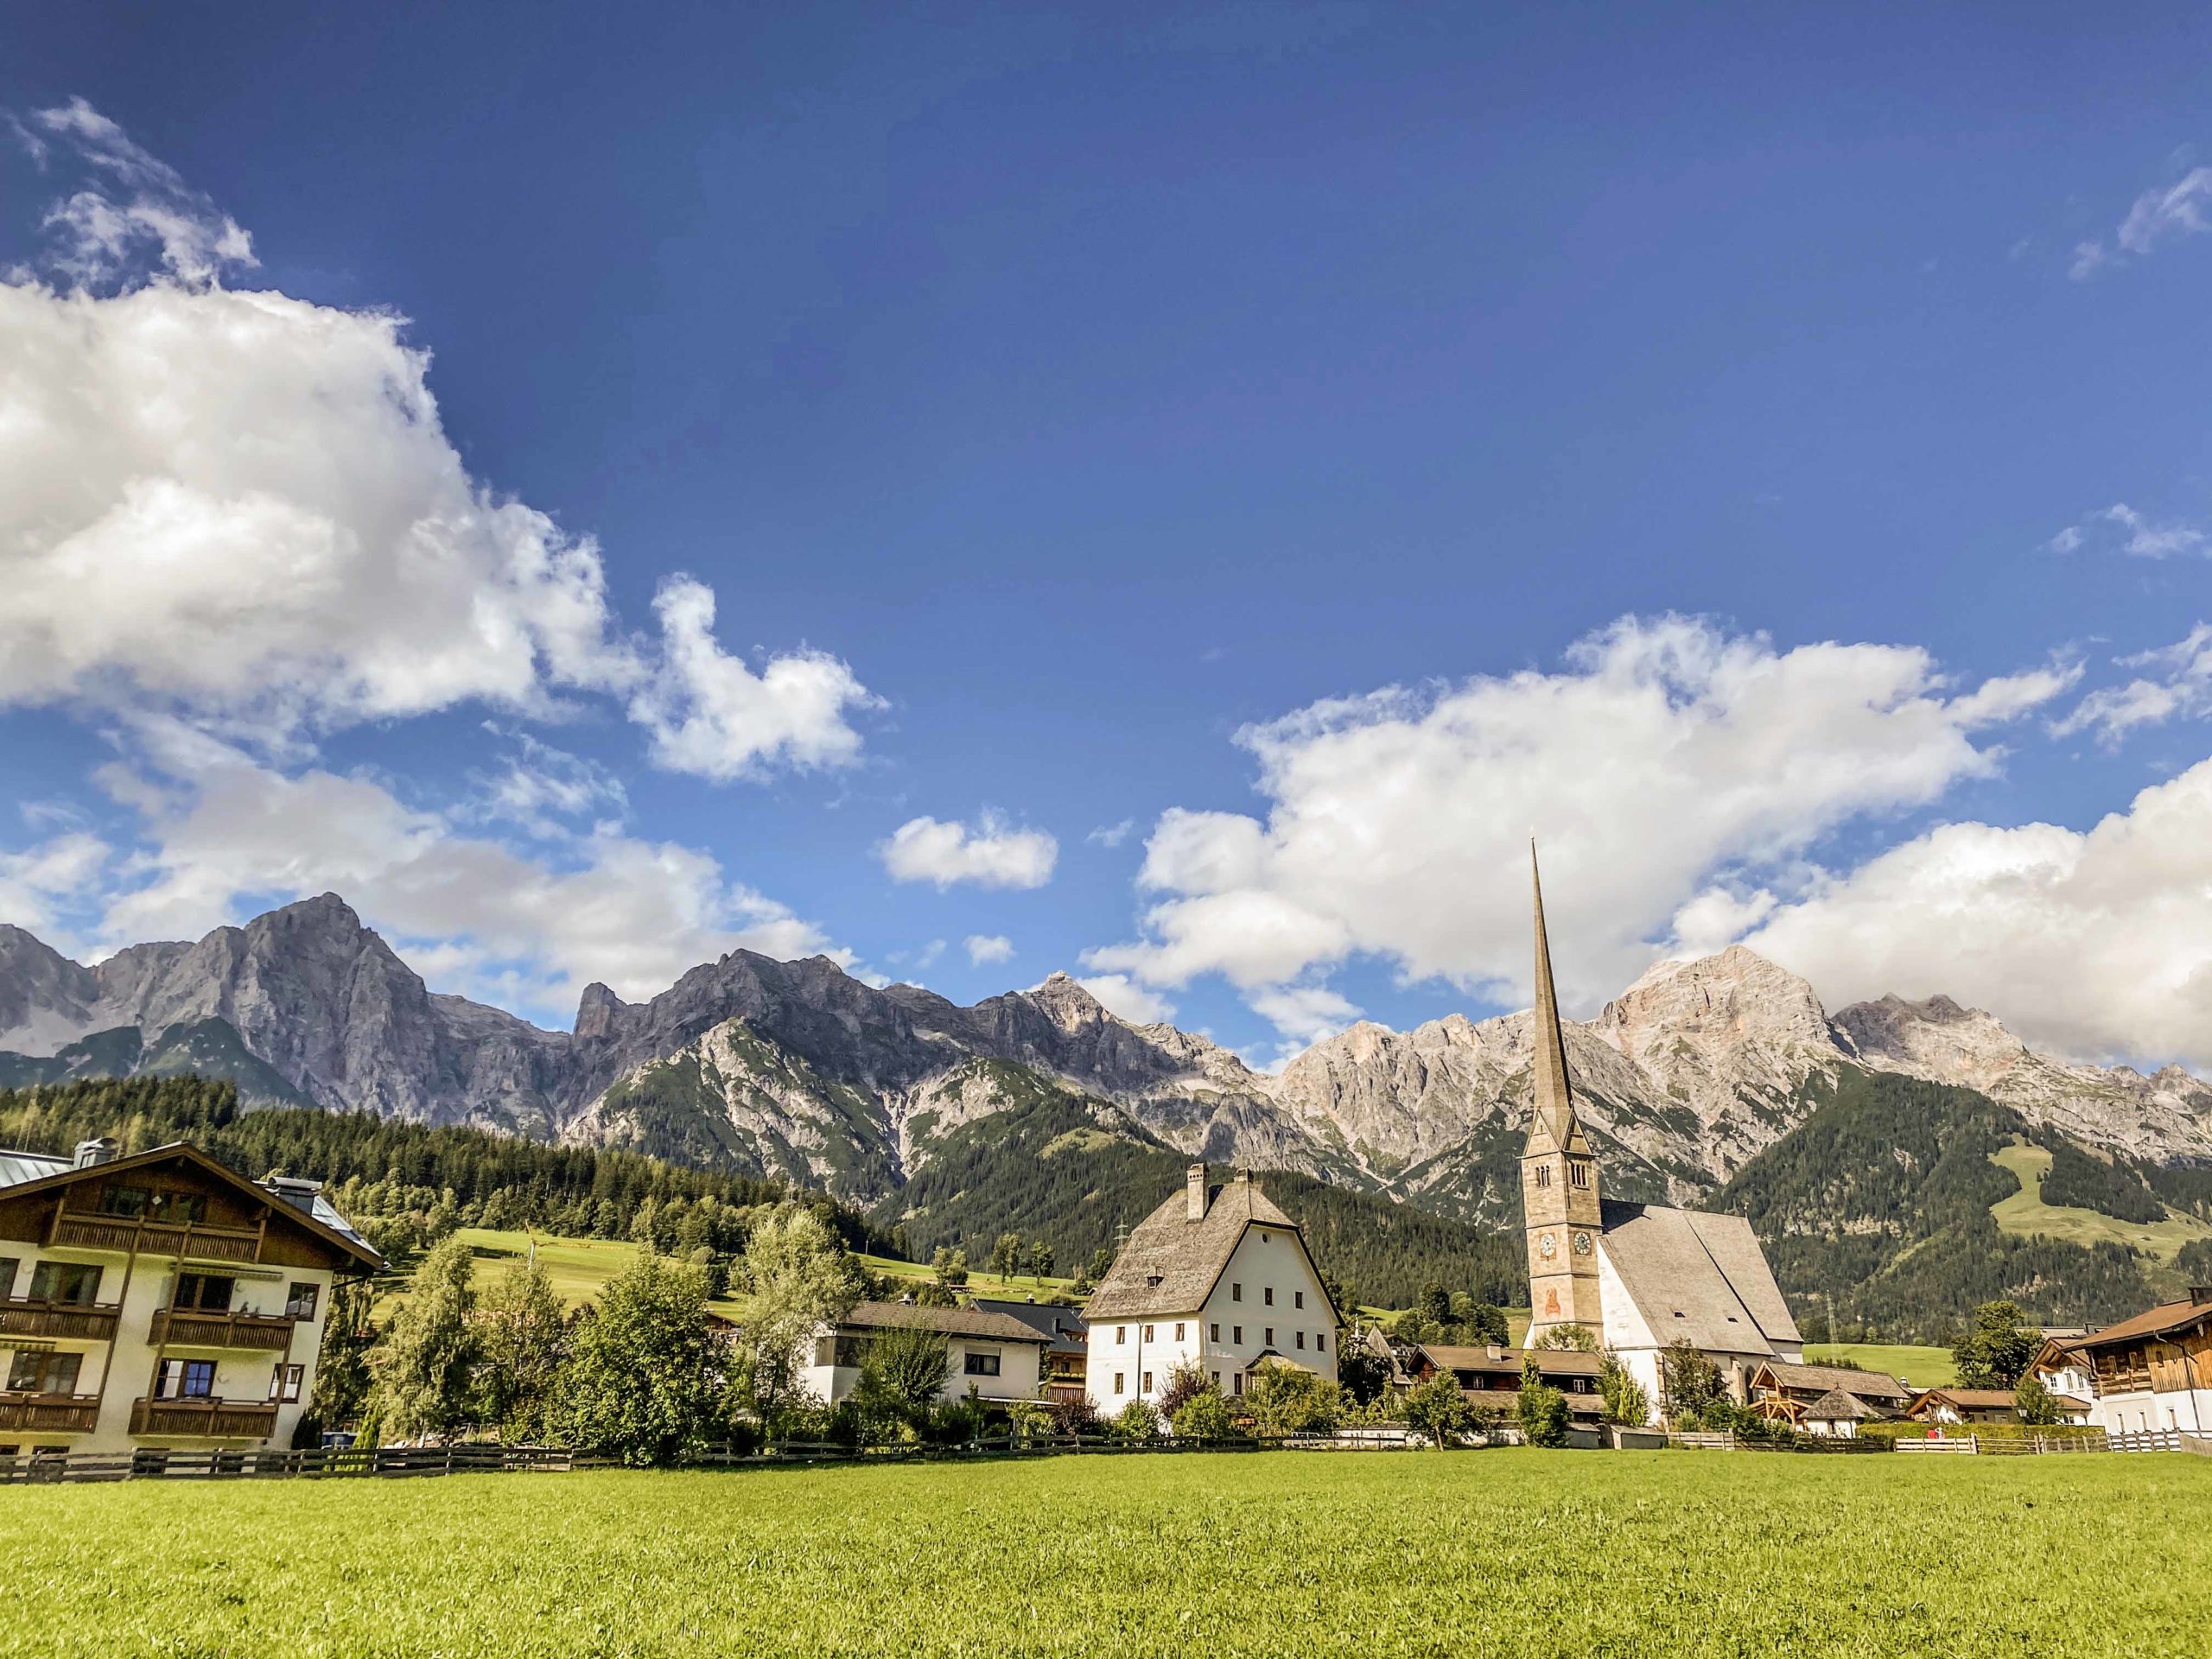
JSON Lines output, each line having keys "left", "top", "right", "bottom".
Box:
{"left": 1988, "top": 1143, "right": 2212, "bottom": 1261}
{"left": 1804, "top": 1342, "right": 1955, "bottom": 1388}
{"left": 5, "top": 1450, "right": 2204, "bottom": 1657}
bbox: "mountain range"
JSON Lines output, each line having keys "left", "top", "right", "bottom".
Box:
{"left": 5, "top": 894, "right": 2210, "bottom": 1334}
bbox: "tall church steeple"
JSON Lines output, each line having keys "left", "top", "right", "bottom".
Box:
{"left": 1522, "top": 841, "right": 1605, "bottom": 1342}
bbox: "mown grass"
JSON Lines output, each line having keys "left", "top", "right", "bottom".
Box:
{"left": 1804, "top": 1341, "right": 1956, "bottom": 1388}
{"left": 1988, "top": 1143, "right": 2212, "bottom": 1262}
{"left": 4, "top": 1450, "right": 2204, "bottom": 1657}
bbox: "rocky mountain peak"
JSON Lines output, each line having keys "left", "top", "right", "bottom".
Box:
{"left": 1020, "top": 970, "right": 1110, "bottom": 1033}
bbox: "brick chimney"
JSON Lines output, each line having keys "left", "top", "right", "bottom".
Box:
{"left": 1186, "top": 1163, "right": 1207, "bottom": 1222}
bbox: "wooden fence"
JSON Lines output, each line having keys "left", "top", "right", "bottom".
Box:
{"left": 0, "top": 1443, "right": 615, "bottom": 1485}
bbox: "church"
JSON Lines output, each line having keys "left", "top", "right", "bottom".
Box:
{"left": 1519, "top": 847, "right": 1803, "bottom": 1421}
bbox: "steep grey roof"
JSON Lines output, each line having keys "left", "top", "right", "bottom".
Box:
{"left": 1802, "top": 1387, "right": 1876, "bottom": 1421}
{"left": 1599, "top": 1200, "right": 1801, "bottom": 1354}
{"left": 1085, "top": 1175, "right": 1310, "bottom": 1319}
{"left": 969, "top": 1297, "right": 1089, "bottom": 1350}
{"left": 1756, "top": 1361, "right": 1908, "bottom": 1402}
{"left": 841, "top": 1301, "right": 1049, "bottom": 1344}
{"left": 0, "top": 1149, "right": 71, "bottom": 1189}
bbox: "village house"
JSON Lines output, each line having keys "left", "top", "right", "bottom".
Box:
{"left": 2021, "top": 1338, "right": 2100, "bottom": 1426}
{"left": 2031, "top": 1290, "right": 2212, "bottom": 1436}
{"left": 1519, "top": 849, "right": 1803, "bottom": 1423}
{"left": 1904, "top": 1387, "right": 2023, "bottom": 1427}
{"left": 800, "top": 1300, "right": 1050, "bottom": 1408}
{"left": 969, "top": 1297, "right": 1089, "bottom": 1405}
{"left": 1748, "top": 1360, "right": 1910, "bottom": 1433}
{"left": 1084, "top": 1166, "right": 1338, "bottom": 1414}
{"left": 0, "top": 1139, "right": 380, "bottom": 1459}
{"left": 1408, "top": 1342, "right": 1605, "bottom": 1426}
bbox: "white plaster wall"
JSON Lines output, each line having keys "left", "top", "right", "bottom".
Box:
{"left": 802, "top": 1326, "right": 1043, "bottom": 1408}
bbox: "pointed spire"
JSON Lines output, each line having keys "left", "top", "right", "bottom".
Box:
{"left": 1527, "top": 840, "right": 1581, "bottom": 1153}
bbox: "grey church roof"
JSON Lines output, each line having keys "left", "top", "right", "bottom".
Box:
{"left": 1598, "top": 1199, "right": 1802, "bottom": 1354}
{"left": 1085, "top": 1173, "right": 1318, "bottom": 1320}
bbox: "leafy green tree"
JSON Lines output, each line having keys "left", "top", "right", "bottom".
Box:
{"left": 1337, "top": 1338, "right": 1394, "bottom": 1405}
{"left": 1172, "top": 1390, "right": 1235, "bottom": 1442}
{"left": 302, "top": 1273, "right": 378, "bottom": 1444}
{"left": 367, "top": 1234, "right": 480, "bottom": 1444}
{"left": 1598, "top": 1352, "right": 1650, "bottom": 1427}
{"left": 1404, "top": 1371, "right": 1474, "bottom": 1447}
{"left": 1659, "top": 1339, "right": 1726, "bottom": 1424}
{"left": 1533, "top": 1323, "right": 1598, "bottom": 1351}
{"left": 1154, "top": 1360, "right": 1212, "bottom": 1420}
{"left": 1243, "top": 1362, "right": 1345, "bottom": 1436}
{"left": 1954, "top": 1300, "right": 2037, "bottom": 1389}
{"left": 913, "top": 1279, "right": 957, "bottom": 1307}
{"left": 1516, "top": 1356, "right": 1571, "bottom": 1447}
{"left": 1420, "top": 1282, "right": 1452, "bottom": 1328}
{"left": 931, "top": 1245, "right": 969, "bottom": 1288}
{"left": 1465, "top": 1302, "right": 1510, "bottom": 1345}
{"left": 2015, "top": 1373, "right": 2061, "bottom": 1426}
{"left": 734, "top": 1203, "right": 864, "bottom": 1414}
{"left": 555, "top": 1252, "right": 732, "bottom": 1464}
{"left": 866, "top": 1323, "right": 950, "bottom": 1409}
{"left": 1087, "top": 1246, "right": 1116, "bottom": 1282}
{"left": 989, "top": 1232, "right": 1022, "bottom": 1279}
{"left": 1028, "top": 1240, "right": 1055, "bottom": 1280}
{"left": 474, "top": 1257, "right": 569, "bottom": 1443}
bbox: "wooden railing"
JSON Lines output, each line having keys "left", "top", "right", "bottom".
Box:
{"left": 129, "top": 1397, "right": 281, "bottom": 1439}
{"left": 0, "top": 1297, "right": 120, "bottom": 1342}
{"left": 149, "top": 1308, "right": 295, "bottom": 1351}
{"left": 0, "top": 1392, "right": 101, "bottom": 1433}
{"left": 48, "top": 1210, "right": 263, "bottom": 1263}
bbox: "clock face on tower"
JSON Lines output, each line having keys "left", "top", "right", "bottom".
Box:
{"left": 1573, "top": 1230, "right": 1593, "bottom": 1256}
{"left": 1537, "top": 1232, "right": 1557, "bottom": 1260}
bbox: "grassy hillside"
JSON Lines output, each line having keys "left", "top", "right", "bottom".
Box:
{"left": 1987, "top": 1143, "right": 2212, "bottom": 1261}
{"left": 6, "top": 1455, "right": 2209, "bottom": 1656}
{"left": 1802, "top": 1343, "right": 1955, "bottom": 1389}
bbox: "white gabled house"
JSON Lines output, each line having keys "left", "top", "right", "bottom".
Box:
{"left": 800, "top": 1300, "right": 1051, "bottom": 1408}
{"left": 1084, "top": 1165, "right": 1338, "bottom": 1414}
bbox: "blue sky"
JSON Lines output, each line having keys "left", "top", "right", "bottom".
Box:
{"left": 3, "top": 4, "right": 2210, "bottom": 1070}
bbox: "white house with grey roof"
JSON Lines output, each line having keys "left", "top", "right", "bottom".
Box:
{"left": 801, "top": 1299, "right": 1050, "bottom": 1408}
{"left": 1084, "top": 1166, "right": 1338, "bottom": 1416}
{"left": 1521, "top": 846, "right": 1802, "bottom": 1422}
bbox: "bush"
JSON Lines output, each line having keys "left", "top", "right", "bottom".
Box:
{"left": 1156, "top": 1361, "right": 1211, "bottom": 1421}
{"left": 1243, "top": 1363, "right": 1345, "bottom": 1436}
{"left": 1047, "top": 1393, "right": 1099, "bottom": 1436}
{"left": 1598, "top": 1353, "right": 1650, "bottom": 1427}
{"left": 1111, "top": 1399, "right": 1161, "bottom": 1444}
{"left": 1517, "top": 1384, "right": 1570, "bottom": 1448}
{"left": 2015, "top": 1374, "right": 2061, "bottom": 1426}
{"left": 1403, "top": 1372, "right": 1473, "bottom": 1447}
{"left": 1172, "top": 1392, "right": 1236, "bottom": 1442}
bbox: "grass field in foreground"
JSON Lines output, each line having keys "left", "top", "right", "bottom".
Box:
{"left": 4, "top": 1452, "right": 2205, "bottom": 1658}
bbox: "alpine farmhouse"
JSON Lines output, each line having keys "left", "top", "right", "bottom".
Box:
{"left": 1084, "top": 1165, "right": 1339, "bottom": 1414}
{"left": 0, "top": 1138, "right": 381, "bottom": 1459}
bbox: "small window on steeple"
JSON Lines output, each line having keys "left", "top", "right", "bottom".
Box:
{"left": 1535, "top": 1166, "right": 1553, "bottom": 1189}
{"left": 1569, "top": 1161, "right": 1590, "bottom": 1190}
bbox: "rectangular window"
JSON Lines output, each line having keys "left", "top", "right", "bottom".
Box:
{"left": 1318, "top": 1332, "right": 1326, "bottom": 1354}
{"left": 28, "top": 1262, "right": 101, "bottom": 1306}
{"left": 1264, "top": 1287, "right": 1274, "bottom": 1306}
{"left": 98, "top": 1185, "right": 149, "bottom": 1217}
{"left": 156, "top": 1358, "right": 216, "bottom": 1401}
{"left": 811, "top": 1337, "right": 836, "bottom": 1366}
{"left": 1232, "top": 1325, "right": 1243, "bottom": 1344}
{"left": 1570, "top": 1161, "right": 1591, "bottom": 1190}
{"left": 7, "top": 1351, "right": 81, "bottom": 1394}
{"left": 1209, "top": 1323, "right": 1219, "bottom": 1341}
{"left": 1174, "top": 1322, "right": 1185, "bottom": 1341}
{"left": 1294, "top": 1290, "right": 1305, "bottom": 1309}
{"left": 1265, "top": 1327, "right": 1274, "bottom": 1347}
{"left": 150, "top": 1191, "right": 207, "bottom": 1224}
{"left": 268, "top": 1363, "right": 305, "bottom": 1404}
{"left": 1210, "top": 1371, "right": 1221, "bottom": 1388}
{"left": 1232, "top": 1283, "right": 1242, "bottom": 1301}
{"left": 1116, "top": 1325, "right": 1127, "bottom": 1344}
{"left": 1232, "top": 1372, "right": 1244, "bottom": 1396}
{"left": 1295, "top": 1331, "right": 1306, "bottom": 1350}
{"left": 172, "top": 1273, "right": 235, "bottom": 1312}
{"left": 1114, "top": 1372, "right": 1126, "bottom": 1395}
{"left": 0, "top": 1258, "right": 17, "bottom": 1298}
{"left": 963, "top": 1351, "right": 1001, "bottom": 1377}
{"left": 1141, "top": 1371, "right": 1154, "bottom": 1394}
{"left": 286, "top": 1282, "right": 321, "bottom": 1320}
{"left": 1535, "top": 1165, "right": 1553, "bottom": 1189}
{"left": 1142, "top": 1324, "right": 1154, "bottom": 1342}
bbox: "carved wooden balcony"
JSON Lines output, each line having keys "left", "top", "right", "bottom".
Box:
{"left": 130, "top": 1397, "right": 281, "bottom": 1439}
{"left": 0, "top": 1297, "right": 120, "bottom": 1343}
{"left": 149, "top": 1308, "right": 296, "bottom": 1351}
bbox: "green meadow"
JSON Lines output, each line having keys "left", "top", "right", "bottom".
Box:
{"left": 1988, "top": 1143, "right": 2212, "bottom": 1262}
{"left": 5, "top": 1450, "right": 2204, "bottom": 1657}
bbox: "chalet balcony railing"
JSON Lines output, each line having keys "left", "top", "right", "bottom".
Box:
{"left": 0, "top": 1297, "right": 121, "bottom": 1343}
{"left": 0, "top": 1392, "right": 101, "bottom": 1433}
{"left": 46, "top": 1210, "right": 264, "bottom": 1264}
{"left": 149, "top": 1308, "right": 295, "bottom": 1351}
{"left": 130, "top": 1396, "right": 280, "bottom": 1440}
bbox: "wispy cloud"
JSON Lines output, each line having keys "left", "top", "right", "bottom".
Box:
{"left": 2051, "top": 623, "right": 2212, "bottom": 747}
{"left": 2069, "top": 162, "right": 2212, "bottom": 281}
{"left": 2046, "top": 503, "right": 2207, "bottom": 559}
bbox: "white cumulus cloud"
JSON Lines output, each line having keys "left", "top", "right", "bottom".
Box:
{"left": 879, "top": 812, "right": 1058, "bottom": 890}
{"left": 964, "top": 933, "right": 1015, "bottom": 966}
{"left": 1073, "top": 973, "right": 1177, "bottom": 1026}
{"left": 1084, "top": 614, "right": 2070, "bottom": 1014}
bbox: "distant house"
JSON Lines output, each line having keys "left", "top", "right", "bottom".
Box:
{"left": 2022, "top": 1338, "right": 2099, "bottom": 1426}
{"left": 1798, "top": 1388, "right": 1878, "bottom": 1439}
{"left": 0, "top": 1138, "right": 381, "bottom": 1459}
{"left": 801, "top": 1300, "right": 1050, "bottom": 1408}
{"left": 2033, "top": 1291, "right": 2212, "bottom": 1436}
{"left": 1408, "top": 1343, "right": 1605, "bottom": 1425}
{"left": 1905, "top": 1388, "right": 2021, "bottom": 1426}
{"left": 1084, "top": 1166, "right": 1338, "bottom": 1414}
{"left": 969, "top": 1298, "right": 1088, "bottom": 1404}
{"left": 1749, "top": 1361, "right": 1909, "bottom": 1428}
